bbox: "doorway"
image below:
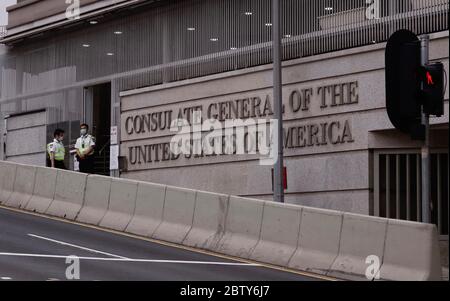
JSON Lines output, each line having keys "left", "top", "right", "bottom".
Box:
{"left": 83, "top": 83, "right": 111, "bottom": 176}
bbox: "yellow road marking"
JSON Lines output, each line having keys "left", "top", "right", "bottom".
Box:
{"left": 0, "top": 204, "right": 339, "bottom": 281}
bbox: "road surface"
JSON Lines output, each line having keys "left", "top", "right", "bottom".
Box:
{"left": 0, "top": 206, "right": 328, "bottom": 281}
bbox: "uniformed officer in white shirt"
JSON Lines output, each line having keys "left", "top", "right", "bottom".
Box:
{"left": 75, "top": 123, "right": 96, "bottom": 174}
{"left": 47, "top": 128, "right": 66, "bottom": 169}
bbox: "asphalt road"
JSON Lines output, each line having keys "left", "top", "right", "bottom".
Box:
{"left": 0, "top": 206, "right": 326, "bottom": 281}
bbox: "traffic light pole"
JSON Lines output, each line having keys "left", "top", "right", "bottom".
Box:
{"left": 420, "top": 35, "right": 431, "bottom": 224}
{"left": 272, "top": 0, "right": 284, "bottom": 203}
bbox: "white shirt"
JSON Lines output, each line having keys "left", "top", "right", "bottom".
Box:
{"left": 75, "top": 134, "right": 96, "bottom": 155}
{"left": 48, "top": 138, "right": 64, "bottom": 153}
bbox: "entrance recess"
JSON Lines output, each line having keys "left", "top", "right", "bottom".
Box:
{"left": 83, "top": 83, "right": 111, "bottom": 176}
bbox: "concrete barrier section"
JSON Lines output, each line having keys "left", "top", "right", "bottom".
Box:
{"left": 328, "top": 213, "right": 388, "bottom": 280}
{"left": 45, "top": 169, "right": 87, "bottom": 220}
{"left": 0, "top": 160, "right": 443, "bottom": 281}
{"left": 215, "top": 196, "right": 264, "bottom": 259}
{"left": 152, "top": 186, "right": 196, "bottom": 244}
{"left": 5, "top": 164, "right": 36, "bottom": 209}
{"left": 288, "top": 207, "right": 343, "bottom": 275}
{"left": 125, "top": 181, "right": 166, "bottom": 237}
{"left": 99, "top": 178, "right": 138, "bottom": 231}
{"left": 0, "top": 161, "right": 17, "bottom": 205}
{"left": 76, "top": 175, "right": 112, "bottom": 225}
{"left": 249, "top": 202, "right": 302, "bottom": 267}
{"left": 183, "top": 191, "right": 229, "bottom": 250}
{"left": 379, "top": 219, "right": 442, "bottom": 281}
{"left": 25, "top": 167, "right": 57, "bottom": 213}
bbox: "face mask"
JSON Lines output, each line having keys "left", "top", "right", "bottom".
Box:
{"left": 80, "top": 129, "right": 87, "bottom": 136}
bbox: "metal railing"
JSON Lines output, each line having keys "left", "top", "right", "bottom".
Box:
{"left": 374, "top": 149, "right": 449, "bottom": 238}
{"left": 0, "top": 0, "right": 448, "bottom": 100}
{"left": 115, "top": 0, "right": 450, "bottom": 91}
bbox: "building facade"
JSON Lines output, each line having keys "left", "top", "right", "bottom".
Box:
{"left": 0, "top": 0, "right": 448, "bottom": 238}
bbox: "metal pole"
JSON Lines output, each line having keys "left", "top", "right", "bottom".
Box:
{"left": 420, "top": 34, "right": 431, "bottom": 223}
{"left": 272, "top": 0, "right": 284, "bottom": 203}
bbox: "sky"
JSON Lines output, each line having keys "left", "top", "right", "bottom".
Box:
{"left": 0, "top": 0, "right": 16, "bottom": 26}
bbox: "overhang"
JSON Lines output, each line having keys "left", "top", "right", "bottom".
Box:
{"left": 1, "top": 0, "right": 161, "bottom": 44}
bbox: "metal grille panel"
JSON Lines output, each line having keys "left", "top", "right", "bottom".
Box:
{"left": 374, "top": 150, "right": 449, "bottom": 237}
{"left": 0, "top": 0, "right": 448, "bottom": 102}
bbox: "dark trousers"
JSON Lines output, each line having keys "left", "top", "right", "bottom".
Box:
{"left": 54, "top": 160, "right": 67, "bottom": 170}
{"left": 78, "top": 155, "right": 95, "bottom": 174}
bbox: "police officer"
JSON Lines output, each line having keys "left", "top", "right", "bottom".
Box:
{"left": 47, "top": 128, "right": 66, "bottom": 169}
{"left": 75, "top": 123, "right": 96, "bottom": 174}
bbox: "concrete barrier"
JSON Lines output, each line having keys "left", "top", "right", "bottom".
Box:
{"left": 99, "top": 178, "right": 138, "bottom": 231}
{"left": 5, "top": 164, "right": 36, "bottom": 209}
{"left": 288, "top": 207, "right": 343, "bottom": 275}
{"left": 25, "top": 166, "right": 57, "bottom": 213}
{"left": 0, "top": 160, "right": 444, "bottom": 281}
{"left": 76, "top": 175, "right": 112, "bottom": 225}
{"left": 152, "top": 186, "right": 196, "bottom": 244}
{"left": 249, "top": 202, "right": 302, "bottom": 267}
{"left": 328, "top": 213, "right": 388, "bottom": 280}
{"left": 45, "top": 169, "right": 87, "bottom": 220}
{"left": 215, "top": 196, "right": 264, "bottom": 259}
{"left": 379, "top": 219, "right": 442, "bottom": 281}
{"left": 125, "top": 181, "right": 166, "bottom": 237}
{"left": 0, "top": 161, "right": 17, "bottom": 205}
{"left": 183, "top": 191, "right": 229, "bottom": 250}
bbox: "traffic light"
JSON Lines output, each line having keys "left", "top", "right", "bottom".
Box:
{"left": 385, "top": 30, "right": 423, "bottom": 137}
{"left": 421, "top": 62, "right": 445, "bottom": 117}
{"left": 385, "top": 30, "right": 446, "bottom": 140}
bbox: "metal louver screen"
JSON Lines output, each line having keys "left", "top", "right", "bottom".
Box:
{"left": 0, "top": 0, "right": 448, "bottom": 100}
{"left": 374, "top": 151, "right": 449, "bottom": 237}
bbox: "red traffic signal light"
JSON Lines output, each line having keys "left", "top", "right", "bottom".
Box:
{"left": 421, "top": 63, "right": 445, "bottom": 117}
{"left": 426, "top": 71, "right": 434, "bottom": 86}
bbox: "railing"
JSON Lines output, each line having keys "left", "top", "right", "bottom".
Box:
{"left": 114, "top": 0, "right": 450, "bottom": 91}
{"left": 0, "top": 0, "right": 449, "bottom": 99}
